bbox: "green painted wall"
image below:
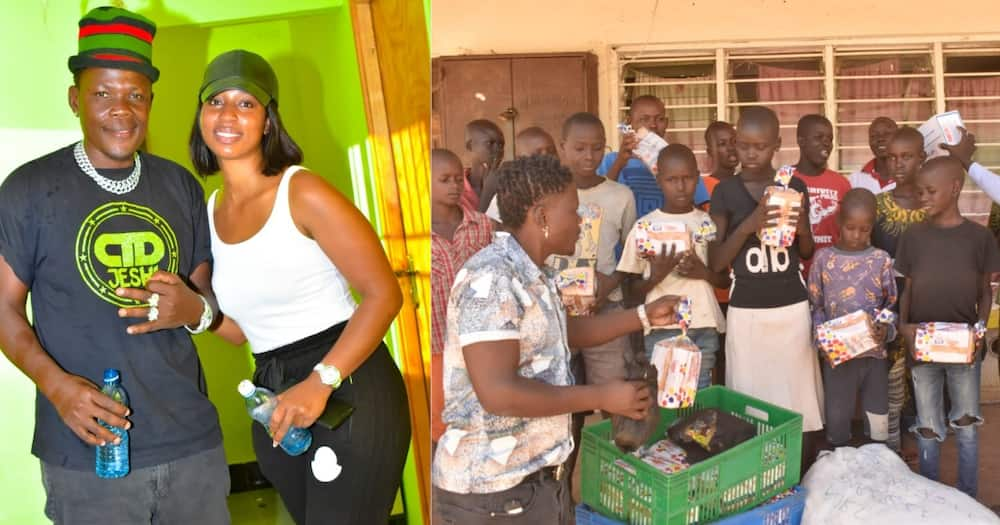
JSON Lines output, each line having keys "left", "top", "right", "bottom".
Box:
{"left": 0, "top": 2, "right": 418, "bottom": 523}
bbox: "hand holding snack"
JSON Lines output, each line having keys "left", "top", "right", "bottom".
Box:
{"left": 900, "top": 323, "right": 918, "bottom": 352}
{"left": 618, "top": 130, "right": 639, "bottom": 159}
{"left": 794, "top": 192, "right": 809, "bottom": 237}
{"left": 643, "top": 294, "right": 682, "bottom": 326}
{"left": 648, "top": 244, "right": 684, "bottom": 283}
{"left": 676, "top": 251, "right": 710, "bottom": 281}
{"left": 871, "top": 321, "right": 889, "bottom": 344}
{"left": 601, "top": 380, "right": 651, "bottom": 421}
{"left": 758, "top": 185, "right": 802, "bottom": 248}
{"left": 738, "top": 194, "right": 783, "bottom": 235}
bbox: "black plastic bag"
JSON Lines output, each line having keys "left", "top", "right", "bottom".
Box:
{"left": 666, "top": 408, "right": 756, "bottom": 463}
{"left": 612, "top": 346, "right": 660, "bottom": 453}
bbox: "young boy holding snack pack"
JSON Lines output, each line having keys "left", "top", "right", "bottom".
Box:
{"left": 807, "top": 189, "right": 897, "bottom": 449}
{"left": 598, "top": 95, "right": 710, "bottom": 216}
{"left": 896, "top": 157, "right": 1000, "bottom": 498}
{"left": 617, "top": 144, "right": 728, "bottom": 388}
{"left": 550, "top": 113, "right": 636, "bottom": 388}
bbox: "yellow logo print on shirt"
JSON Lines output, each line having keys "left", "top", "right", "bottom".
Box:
{"left": 76, "top": 202, "right": 179, "bottom": 306}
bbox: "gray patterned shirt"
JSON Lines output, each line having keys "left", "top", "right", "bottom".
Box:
{"left": 433, "top": 232, "right": 574, "bottom": 494}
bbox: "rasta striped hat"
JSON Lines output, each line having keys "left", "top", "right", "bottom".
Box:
{"left": 68, "top": 6, "right": 159, "bottom": 83}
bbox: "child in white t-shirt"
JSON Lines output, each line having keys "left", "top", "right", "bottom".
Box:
{"left": 617, "top": 144, "right": 728, "bottom": 387}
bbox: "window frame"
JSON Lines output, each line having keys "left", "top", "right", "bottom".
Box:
{"left": 608, "top": 36, "right": 1000, "bottom": 174}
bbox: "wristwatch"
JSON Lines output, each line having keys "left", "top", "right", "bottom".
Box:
{"left": 313, "top": 363, "right": 343, "bottom": 389}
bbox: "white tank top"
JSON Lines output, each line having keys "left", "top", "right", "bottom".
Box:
{"left": 208, "top": 166, "right": 357, "bottom": 353}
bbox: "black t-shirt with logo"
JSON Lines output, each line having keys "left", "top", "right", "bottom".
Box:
{"left": 710, "top": 175, "right": 811, "bottom": 308}
{"left": 895, "top": 219, "right": 1000, "bottom": 325}
{"left": 0, "top": 144, "right": 221, "bottom": 471}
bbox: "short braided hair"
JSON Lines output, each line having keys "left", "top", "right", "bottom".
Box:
{"left": 496, "top": 154, "right": 573, "bottom": 229}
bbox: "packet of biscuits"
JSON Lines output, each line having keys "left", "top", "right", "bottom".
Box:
{"left": 619, "top": 123, "right": 668, "bottom": 174}
{"left": 913, "top": 322, "right": 976, "bottom": 364}
{"left": 759, "top": 166, "right": 802, "bottom": 248}
{"left": 555, "top": 266, "right": 596, "bottom": 316}
{"left": 816, "top": 310, "right": 879, "bottom": 367}
{"left": 635, "top": 220, "right": 691, "bottom": 258}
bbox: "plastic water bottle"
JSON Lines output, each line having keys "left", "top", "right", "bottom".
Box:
{"left": 96, "top": 368, "right": 130, "bottom": 478}
{"left": 237, "top": 380, "right": 312, "bottom": 456}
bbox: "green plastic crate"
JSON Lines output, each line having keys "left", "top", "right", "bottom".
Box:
{"left": 581, "top": 386, "right": 803, "bottom": 525}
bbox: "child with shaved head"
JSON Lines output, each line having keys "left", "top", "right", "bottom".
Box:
{"left": 807, "top": 189, "right": 897, "bottom": 449}
{"left": 896, "top": 157, "right": 1000, "bottom": 497}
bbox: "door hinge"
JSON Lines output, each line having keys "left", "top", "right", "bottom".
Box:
{"left": 394, "top": 256, "right": 420, "bottom": 308}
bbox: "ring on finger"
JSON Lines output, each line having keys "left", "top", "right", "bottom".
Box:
{"left": 148, "top": 305, "right": 159, "bottom": 322}
{"left": 148, "top": 292, "right": 160, "bottom": 307}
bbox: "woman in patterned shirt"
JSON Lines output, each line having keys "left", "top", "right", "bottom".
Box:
{"left": 433, "top": 154, "right": 681, "bottom": 524}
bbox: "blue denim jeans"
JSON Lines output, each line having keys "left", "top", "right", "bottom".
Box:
{"left": 909, "top": 360, "right": 983, "bottom": 498}
{"left": 643, "top": 327, "right": 720, "bottom": 389}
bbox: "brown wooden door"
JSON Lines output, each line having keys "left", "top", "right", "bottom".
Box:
{"left": 433, "top": 53, "right": 599, "bottom": 162}
{"left": 510, "top": 55, "right": 598, "bottom": 154}
{"left": 436, "top": 57, "right": 513, "bottom": 167}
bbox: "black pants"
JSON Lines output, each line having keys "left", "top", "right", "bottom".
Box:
{"left": 252, "top": 322, "right": 411, "bottom": 525}
{"left": 434, "top": 470, "right": 571, "bottom": 524}
{"left": 821, "top": 357, "right": 889, "bottom": 446}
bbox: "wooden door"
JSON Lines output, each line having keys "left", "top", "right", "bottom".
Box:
{"left": 510, "top": 54, "right": 599, "bottom": 154}
{"left": 433, "top": 53, "right": 599, "bottom": 161}
{"left": 352, "top": 1, "right": 430, "bottom": 523}
{"left": 436, "top": 57, "right": 513, "bottom": 166}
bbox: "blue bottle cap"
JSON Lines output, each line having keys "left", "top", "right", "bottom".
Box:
{"left": 103, "top": 369, "right": 120, "bottom": 382}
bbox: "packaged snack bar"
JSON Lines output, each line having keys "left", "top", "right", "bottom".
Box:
{"left": 635, "top": 220, "right": 691, "bottom": 258}
{"left": 555, "top": 265, "right": 596, "bottom": 316}
{"left": 650, "top": 339, "right": 700, "bottom": 409}
{"left": 632, "top": 438, "right": 690, "bottom": 474}
{"left": 913, "top": 322, "right": 976, "bottom": 364}
{"left": 816, "top": 310, "right": 879, "bottom": 367}
{"left": 918, "top": 111, "right": 965, "bottom": 159}
{"left": 759, "top": 186, "right": 801, "bottom": 248}
{"left": 649, "top": 296, "right": 700, "bottom": 408}
{"left": 620, "top": 123, "right": 668, "bottom": 174}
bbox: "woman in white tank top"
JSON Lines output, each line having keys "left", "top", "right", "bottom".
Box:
{"left": 135, "top": 50, "right": 411, "bottom": 525}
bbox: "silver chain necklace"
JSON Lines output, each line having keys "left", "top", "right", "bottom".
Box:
{"left": 73, "top": 141, "right": 142, "bottom": 195}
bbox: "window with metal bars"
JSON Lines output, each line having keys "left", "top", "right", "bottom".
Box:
{"left": 613, "top": 39, "right": 1000, "bottom": 225}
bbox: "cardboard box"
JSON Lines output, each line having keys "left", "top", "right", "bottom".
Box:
{"left": 651, "top": 336, "right": 701, "bottom": 409}
{"left": 759, "top": 186, "right": 801, "bottom": 248}
{"left": 816, "top": 310, "right": 879, "bottom": 367}
{"left": 635, "top": 220, "right": 691, "bottom": 257}
{"left": 556, "top": 266, "right": 596, "bottom": 316}
{"left": 918, "top": 111, "right": 965, "bottom": 160}
{"left": 914, "top": 322, "right": 975, "bottom": 364}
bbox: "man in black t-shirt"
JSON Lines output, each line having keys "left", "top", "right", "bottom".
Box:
{"left": 0, "top": 7, "right": 229, "bottom": 524}
{"left": 896, "top": 156, "right": 1000, "bottom": 499}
